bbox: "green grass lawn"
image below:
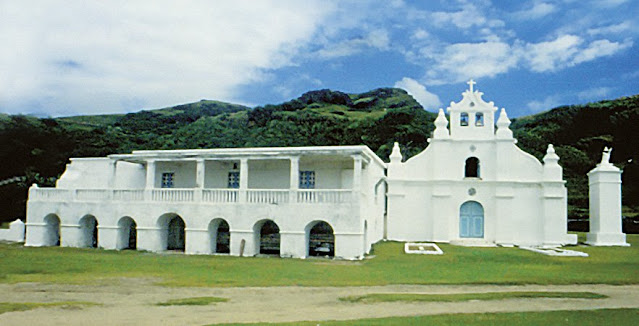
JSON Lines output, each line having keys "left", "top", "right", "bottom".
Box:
{"left": 339, "top": 291, "right": 607, "bottom": 303}
{"left": 208, "top": 309, "right": 639, "bottom": 326}
{"left": 0, "top": 234, "right": 637, "bottom": 287}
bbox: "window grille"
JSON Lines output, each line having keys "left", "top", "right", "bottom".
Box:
{"left": 161, "top": 172, "right": 174, "bottom": 188}
{"left": 299, "top": 171, "right": 315, "bottom": 189}
{"left": 228, "top": 171, "right": 240, "bottom": 189}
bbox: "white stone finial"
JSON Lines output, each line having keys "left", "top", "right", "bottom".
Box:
{"left": 601, "top": 147, "right": 612, "bottom": 165}
{"left": 467, "top": 79, "right": 476, "bottom": 92}
{"left": 495, "top": 108, "right": 513, "bottom": 139}
{"left": 543, "top": 144, "right": 560, "bottom": 164}
{"left": 497, "top": 108, "right": 510, "bottom": 126}
{"left": 433, "top": 109, "right": 450, "bottom": 139}
{"left": 390, "top": 142, "right": 403, "bottom": 162}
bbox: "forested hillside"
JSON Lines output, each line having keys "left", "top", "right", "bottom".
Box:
{"left": 1, "top": 88, "right": 637, "bottom": 228}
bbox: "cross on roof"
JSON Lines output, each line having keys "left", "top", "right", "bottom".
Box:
{"left": 467, "top": 79, "right": 476, "bottom": 92}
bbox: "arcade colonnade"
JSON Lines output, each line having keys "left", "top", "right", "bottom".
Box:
{"left": 27, "top": 211, "right": 348, "bottom": 259}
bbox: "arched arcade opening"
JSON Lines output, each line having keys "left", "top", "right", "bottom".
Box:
{"left": 43, "top": 214, "right": 60, "bottom": 246}
{"left": 306, "top": 221, "right": 335, "bottom": 257}
{"left": 209, "top": 218, "right": 230, "bottom": 254}
{"left": 117, "top": 216, "right": 137, "bottom": 250}
{"left": 78, "top": 215, "right": 98, "bottom": 248}
{"left": 158, "top": 213, "right": 186, "bottom": 251}
{"left": 254, "top": 220, "right": 280, "bottom": 256}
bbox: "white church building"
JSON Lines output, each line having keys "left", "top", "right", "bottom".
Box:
{"left": 23, "top": 81, "right": 626, "bottom": 259}
{"left": 387, "top": 81, "right": 577, "bottom": 247}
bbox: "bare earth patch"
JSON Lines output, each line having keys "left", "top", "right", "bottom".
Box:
{"left": 0, "top": 280, "right": 638, "bottom": 325}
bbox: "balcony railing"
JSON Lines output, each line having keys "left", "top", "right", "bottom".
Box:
{"left": 297, "top": 189, "right": 351, "bottom": 204}
{"left": 203, "top": 189, "right": 238, "bottom": 203}
{"left": 29, "top": 188, "right": 354, "bottom": 205}
{"left": 247, "top": 189, "right": 289, "bottom": 204}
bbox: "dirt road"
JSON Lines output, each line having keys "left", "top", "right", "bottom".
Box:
{"left": 1, "top": 280, "right": 638, "bottom": 325}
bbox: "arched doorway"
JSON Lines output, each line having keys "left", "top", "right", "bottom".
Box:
{"left": 209, "top": 219, "right": 230, "bottom": 254}
{"left": 117, "top": 217, "right": 137, "bottom": 250}
{"left": 167, "top": 216, "right": 186, "bottom": 251}
{"left": 460, "top": 201, "right": 484, "bottom": 238}
{"left": 465, "top": 157, "right": 480, "bottom": 178}
{"left": 43, "top": 214, "right": 60, "bottom": 246}
{"left": 307, "top": 221, "right": 334, "bottom": 257}
{"left": 255, "top": 220, "right": 280, "bottom": 255}
{"left": 78, "top": 215, "right": 98, "bottom": 248}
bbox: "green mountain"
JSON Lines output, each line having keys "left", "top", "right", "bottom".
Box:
{"left": 1, "top": 89, "right": 637, "bottom": 228}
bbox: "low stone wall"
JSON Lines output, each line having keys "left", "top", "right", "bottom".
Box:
{"left": 0, "top": 219, "right": 25, "bottom": 242}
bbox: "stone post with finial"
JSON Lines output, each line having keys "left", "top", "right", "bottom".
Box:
{"left": 586, "top": 147, "right": 628, "bottom": 246}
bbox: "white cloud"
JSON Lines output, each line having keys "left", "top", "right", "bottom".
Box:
{"left": 316, "top": 29, "right": 390, "bottom": 59}
{"left": 577, "top": 87, "right": 612, "bottom": 100}
{"left": 573, "top": 39, "right": 633, "bottom": 64}
{"left": 524, "top": 35, "right": 582, "bottom": 72}
{"left": 527, "top": 95, "right": 561, "bottom": 112}
{"left": 0, "top": 0, "right": 334, "bottom": 115}
{"left": 431, "top": 4, "right": 487, "bottom": 29}
{"left": 394, "top": 77, "right": 441, "bottom": 109}
{"left": 512, "top": 2, "right": 556, "bottom": 21}
{"left": 523, "top": 35, "right": 633, "bottom": 72}
{"left": 594, "top": 0, "right": 630, "bottom": 7}
{"left": 425, "top": 41, "right": 520, "bottom": 84}
{"left": 587, "top": 21, "right": 634, "bottom": 36}
{"left": 411, "top": 28, "right": 430, "bottom": 40}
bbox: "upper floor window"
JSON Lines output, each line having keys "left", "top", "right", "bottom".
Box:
{"left": 227, "top": 171, "right": 240, "bottom": 189}
{"left": 460, "top": 112, "right": 469, "bottom": 126}
{"left": 299, "top": 170, "right": 315, "bottom": 189}
{"left": 475, "top": 113, "right": 484, "bottom": 126}
{"left": 465, "top": 157, "right": 480, "bottom": 178}
{"left": 161, "top": 172, "right": 174, "bottom": 188}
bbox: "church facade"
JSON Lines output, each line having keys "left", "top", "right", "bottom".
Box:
{"left": 386, "top": 81, "right": 577, "bottom": 246}
{"left": 25, "top": 81, "right": 605, "bottom": 258}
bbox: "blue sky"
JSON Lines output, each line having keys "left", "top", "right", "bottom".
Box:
{"left": 1, "top": 0, "right": 637, "bottom": 118}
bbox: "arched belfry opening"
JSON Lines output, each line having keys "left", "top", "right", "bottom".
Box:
{"left": 306, "top": 221, "right": 335, "bottom": 257}
{"left": 255, "top": 220, "right": 280, "bottom": 255}
{"left": 78, "top": 215, "right": 98, "bottom": 248}
{"left": 465, "top": 157, "right": 480, "bottom": 178}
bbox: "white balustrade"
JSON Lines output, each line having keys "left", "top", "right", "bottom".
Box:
{"left": 29, "top": 188, "right": 72, "bottom": 201}
{"left": 151, "top": 189, "right": 194, "bottom": 202}
{"left": 247, "top": 190, "right": 289, "bottom": 204}
{"left": 30, "top": 188, "right": 353, "bottom": 204}
{"left": 297, "top": 189, "right": 352, "bottom": 204}
{"left": 203, "top": 189, "right": 238, "bottom": 203}
{"left": 113, "top": 190, "right": 145, "bottom": 201}
{"left": 75, "top": 189, "right": 110, "bottom": 201}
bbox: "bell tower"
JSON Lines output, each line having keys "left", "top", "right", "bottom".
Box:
{"left": 447, "top": 79, "right": 498, "bottom": 140}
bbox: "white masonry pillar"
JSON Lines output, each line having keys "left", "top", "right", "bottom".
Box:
{"left": 145, "top": 160, "right": 156, "bottom": 189}
{"left": 195, "top": 159, "right": 205, "bottom": 202}
{"left": 196, "top": 159, "right": 205, "bottom": 188}
{"left": 239, "top": 158, "right": 248, "bottom": 203}
{"left": 289, "top": 156, "right": 299, "bottom": 203}
{"left": 108, "top": 159, "right": 117, "bottom": 189}
{"left": 586, "top": 148, "right": 628, "bottom": 246}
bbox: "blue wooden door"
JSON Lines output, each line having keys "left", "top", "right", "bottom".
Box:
{"left": 460, "top": 201, "right": 484, "bottom": 238}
